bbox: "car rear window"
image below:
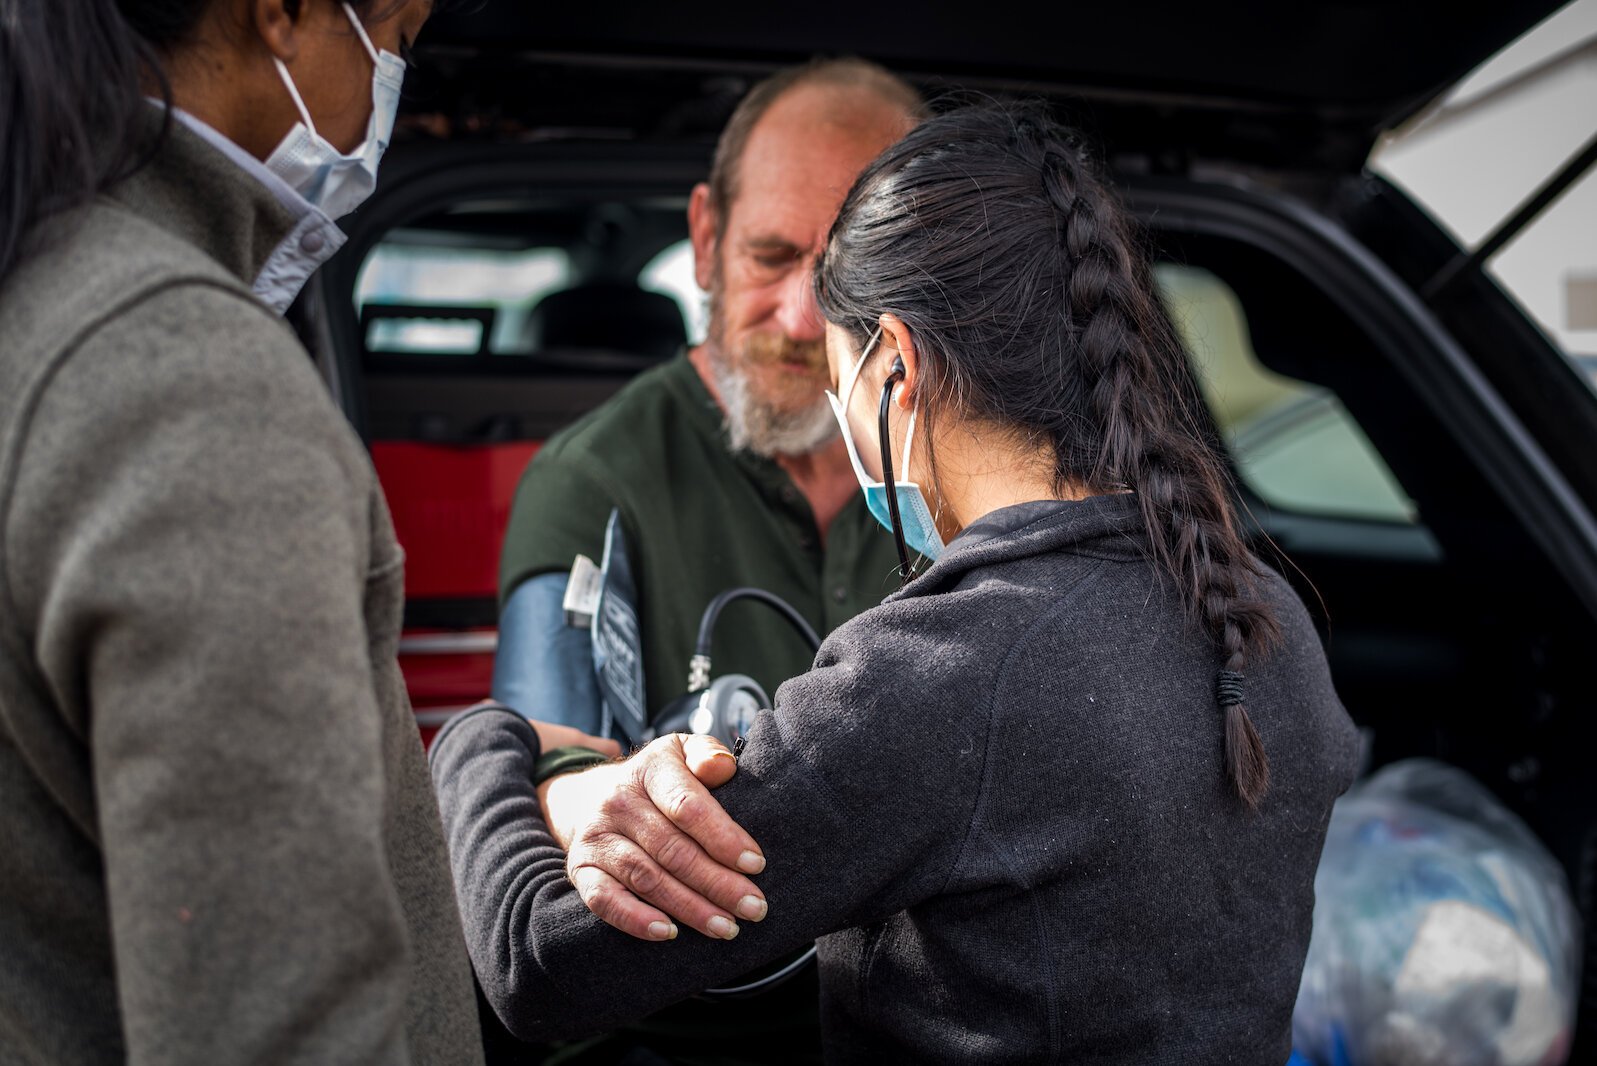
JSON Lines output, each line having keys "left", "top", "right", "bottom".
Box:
{"left": 351, "top": 198, "right": 697, "bottom": 362}
{"left": 356, "top": 240, "right": 573, "bottom": 354}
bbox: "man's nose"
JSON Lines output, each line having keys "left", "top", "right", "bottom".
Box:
{"left": 774, "top": 264, "right": 825, "bottom": 342}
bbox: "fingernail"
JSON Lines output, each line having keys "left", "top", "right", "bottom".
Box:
{"left": 648, "top": 921, "right": 678, "bottom": 941}
{"left": 737, "top": 850, "right": 765, "bottom": 874}
{"left": 708, "top": 915, "right": 739, "bottom": 940}
{"left": 736, "top": 895, "right": 767, "bottom": 922}
{"left": 711, "top": 750, "right": 738, "bottom": 763}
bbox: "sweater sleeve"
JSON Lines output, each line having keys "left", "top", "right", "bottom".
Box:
{"left": 5, "top": 285, "right": 419, "bottom": 1065}
{"left": 430, "top": 598, "right": 995, "bottom": 1043}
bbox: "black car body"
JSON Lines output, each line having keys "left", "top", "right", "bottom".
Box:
{"left": 291, "top": 1, "right": 1596, "bottom": 1052}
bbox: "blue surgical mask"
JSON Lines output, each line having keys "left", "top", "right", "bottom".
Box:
{"left": 265, "top": 3, "right": 405, "bottom": 219}
{"left": 825, "top": 327, "right": 947, "bottom": 563}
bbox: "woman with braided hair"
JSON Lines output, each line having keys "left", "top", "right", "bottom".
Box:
{"left": 430, "top": 100, "right": 1361, "bottom": 1062}
{"left": 817, "top": 100, "right": 1294, "bottom": 811}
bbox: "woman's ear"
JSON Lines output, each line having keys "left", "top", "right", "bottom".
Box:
{"left": 251, "top": 0, "right": 303, "bottom": 64}
{"left": 878, "top": 312, "right": 918, "bottom": 410}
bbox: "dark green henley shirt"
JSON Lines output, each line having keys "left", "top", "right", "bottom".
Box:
{"left": 500, "top": 354, "right": 903, "bottom": 720}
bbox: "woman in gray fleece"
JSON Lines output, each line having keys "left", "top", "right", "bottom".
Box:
{"left": 0, "top": 2, "right": 498, "bottom": 1061}
{"left": 430, "top": 102, "right": 1361, "bottom": 1063}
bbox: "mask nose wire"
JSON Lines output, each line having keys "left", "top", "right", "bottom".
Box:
{"left": 878, "top": 360, "right": 912, "bottom": 581}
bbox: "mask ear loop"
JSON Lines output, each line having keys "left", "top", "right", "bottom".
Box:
{"left": 879, "top": 356, "right": 912, "bottom": 582}
{"left": 340, "top": 2, "right": 383, "bottom": 65}
{"left": 272, "top": 57, "right": 320, "bottom": 135}
{"left": 273, "top": 5, "right": 383, "bottom": 138}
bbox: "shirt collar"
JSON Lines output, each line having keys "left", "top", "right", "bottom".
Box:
{"left": 152, "top": 103, "right": 347, "bottom": 314}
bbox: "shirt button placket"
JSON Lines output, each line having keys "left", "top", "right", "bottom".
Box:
{"left": 821, "top": 536, "right": 847, "bottom": 628}
{"left": 779, "top": 483, "right": 817, "bottom": 552}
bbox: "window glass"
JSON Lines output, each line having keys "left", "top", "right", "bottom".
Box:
{"left": 640, "top": 239, "right": 708, "bottom": 346}
{"left": 355, "top": 241, "right": 572, "bottom": 354}
{"left": 355, "top": 234, "right": 709, "bottom": 356}
{"left": 1156, "top": 264, "right": 1419, "bottom": 524}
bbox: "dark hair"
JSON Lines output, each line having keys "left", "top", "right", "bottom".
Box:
{"left": 705, "top": 56, "right": 926, "bottom": 237}
{"left": 0, "top": 0, "right": 395, "bottom": 286}
{"left": 815, "top": 100, "right": 1281, "bottom": 809}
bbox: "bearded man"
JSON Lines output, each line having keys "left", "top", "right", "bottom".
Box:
{"left": 487, "top": 57, "right": 920, "bottom": 1064}
{"left": 495, "top": 59, "right": 921, "bottom": 743}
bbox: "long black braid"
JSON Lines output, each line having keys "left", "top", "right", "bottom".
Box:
{"left": 816, "top": 100, "right": 1280, "bottom": 808}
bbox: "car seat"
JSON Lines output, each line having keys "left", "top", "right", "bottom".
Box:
{"left": 523, "top": 281, "right": 687, "bottom": 362}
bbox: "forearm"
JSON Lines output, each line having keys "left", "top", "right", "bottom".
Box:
{"left": 429, "top": 706, "right": 584, "bottom": 1038}
{"left": 431, "top": 625, "right": 994, "bottom": 1044}
{"left": 431, "top": 710, "right": 843, "bottom": 1042}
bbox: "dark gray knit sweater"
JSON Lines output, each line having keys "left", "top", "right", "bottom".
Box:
{"left": 430, "top": 495, "right": 1360, "bottom": 1063}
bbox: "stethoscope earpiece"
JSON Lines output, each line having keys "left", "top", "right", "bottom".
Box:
{"left": 878, "top": 364, "right": 912, "bottom": 581}
{"left": 888, "top": 357, "right": 908, "bottom": 406}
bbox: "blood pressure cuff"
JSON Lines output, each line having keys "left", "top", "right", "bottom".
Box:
{"left": 491, "top": 572, "right": 604, "bottom": 735}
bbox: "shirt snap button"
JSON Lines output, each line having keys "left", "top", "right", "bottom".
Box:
{"left": 301, "top": 229, "right": 326, "bottom": 254}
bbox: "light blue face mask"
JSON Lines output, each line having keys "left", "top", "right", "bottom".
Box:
{"left": 825, "top": 327, "right": 946, "bottom": 566}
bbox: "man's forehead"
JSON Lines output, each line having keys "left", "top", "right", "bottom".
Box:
{"left": 724, "top": 84, "right": 913, "bottom": 247}
{"left": 723, "top": 182, "right": 849, "bottom": 257}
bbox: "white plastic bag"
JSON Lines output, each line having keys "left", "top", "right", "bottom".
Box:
{"left": 1292, "top": 758, "right": 1581, "bottom": 1066}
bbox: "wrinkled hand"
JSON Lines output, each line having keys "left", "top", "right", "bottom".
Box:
{"left": 539, "top": 733, "right": 767, "bottom": 942}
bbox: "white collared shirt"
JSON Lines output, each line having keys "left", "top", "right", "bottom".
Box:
{"left": 154, "top": 103, "right": 348, "bottom": 315}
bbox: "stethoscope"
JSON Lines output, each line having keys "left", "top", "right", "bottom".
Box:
{"left": 878, "top": 355, "right": 914, "bottom": 582}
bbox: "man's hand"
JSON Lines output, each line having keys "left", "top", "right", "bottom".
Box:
{"left": 526, "top": 718, "right": 623, "bottom": 760}
{"left": 539, "top": 733, "right": 767, "bottom": 943}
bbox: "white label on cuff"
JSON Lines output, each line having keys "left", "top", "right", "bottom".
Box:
{"left": 563, "top": 554, "right": 602, "bottom": 628}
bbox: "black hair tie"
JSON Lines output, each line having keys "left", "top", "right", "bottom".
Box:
{"left": 1216, "top": 670, "right": 1246, "bottom": 708}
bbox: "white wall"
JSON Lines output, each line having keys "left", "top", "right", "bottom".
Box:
{"left": 1372, "top": 0, "right": 1597, "bottom": 358}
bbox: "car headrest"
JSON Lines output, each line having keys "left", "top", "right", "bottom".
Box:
{"left": 524, "top": 283, "right": 688, "bottom": 363}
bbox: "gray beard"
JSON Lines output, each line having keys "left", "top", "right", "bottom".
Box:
{"left": 707, "top": 348, "right": 837, "bottom": 459}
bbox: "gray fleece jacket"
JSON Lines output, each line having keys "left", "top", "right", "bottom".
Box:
{"left": 0, "top": 117, "right": 482, "bottom": 1063}
{"left": 431, "top": 495, "right": 1361, "bottom": 1063}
